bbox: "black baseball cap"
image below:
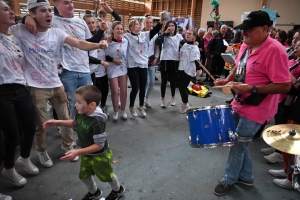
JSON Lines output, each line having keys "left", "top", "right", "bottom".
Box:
{"left": 234, "top": 11, "right": 273, "bottom": 30}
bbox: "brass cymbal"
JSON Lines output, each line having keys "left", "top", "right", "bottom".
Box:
{"left": 262, "top": 124, "right": 300, "bottom": 155}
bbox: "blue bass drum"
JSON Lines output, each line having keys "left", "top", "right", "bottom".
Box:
{"left": 186, "top": 105, "right": 238, "bottom": 148}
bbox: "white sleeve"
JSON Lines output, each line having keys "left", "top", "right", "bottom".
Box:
{"left": 190, "top": 46, "right": 200, "bottom": 61}
{"left": 56, "top": 28, "right": 70, "bottom": 45}
{"left": 9, "top": 24, "right": 23, "bottom": 38}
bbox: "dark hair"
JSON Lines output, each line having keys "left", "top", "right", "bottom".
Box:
{"left": 144, "top": 13, "right": 151, "bottom": 17}
{"left": 232, "top": 31, "right": 242, "bottom": 44}
{"left": 98, "top": 9, "right": 107, "bottom": 16}
{"left": 85, "top": 10, "right": 92, "bottom": 14}
{"left": 163, "top": 20, "right": 177, "bottom": 34}
{"left": 29, "top": 7, "right": 37, "bottom": 14}
{"left": 83, "top": 14, "right": 94, "bottom": 21}
{"left": 15, "top": 15, "right": 22, "bottom": 23}
{"left": 75, "top": 85, "right": 101, "bottom": 105}
{"left": 277, "top": 30, "right": 287, "bottom": 45}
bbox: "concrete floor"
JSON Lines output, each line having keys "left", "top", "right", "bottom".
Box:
{"left": 0, "top": 75, "right": 299, "bottom": 200}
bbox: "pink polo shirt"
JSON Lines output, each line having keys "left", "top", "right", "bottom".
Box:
{"left": 232, "top": 36, "right": 291, "bottom": 124}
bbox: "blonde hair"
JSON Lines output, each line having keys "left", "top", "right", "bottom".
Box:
{"left": 110, "top": 21, "right": 123, "bottom": 38}
{"left": 128, "top": 20, "right": 140, "bottom": 32}
{"left": 141, "top": 16, "right": 152, "bottom": 30}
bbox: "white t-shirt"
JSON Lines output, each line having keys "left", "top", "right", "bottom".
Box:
{"left": 178, "top": 43, "right": 200, "bottom": 77}
{"left": 52, "top": 16, "right": 91, "bottom": 73}
{"left": 160, "top": 33, "right": 183, "bottom": 61}
{"left": 147, "top": 34, "right": 158, "bottom": 57}
{"left": 94, "top": 49, "right": 106, "bottom": 78}
{"left": 124, "top": 32, "right": 150, "bottom": 68}
{"left": 0, "top": 33, "right": 26, "bottom": 85}
{"left": 105, "top": 39, "right": 128, "bottom": 79}
{"left": 10, "top": 24, "right": 68, "bottom": 88}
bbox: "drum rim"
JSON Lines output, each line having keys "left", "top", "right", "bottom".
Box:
{"left": 186, "top": 105, "right": 232, "bottom": 114}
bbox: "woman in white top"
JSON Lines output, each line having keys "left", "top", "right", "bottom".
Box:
{"left": 0, "top": 0, "right": 38, "bottom": 187}
{"left": 105, "top": 21, "right": 128, "bottom": 121}
{"left": 155, "top": 20, "right": 184, "bottom": 108}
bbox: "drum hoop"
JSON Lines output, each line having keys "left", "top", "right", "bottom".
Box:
{"left": 186, "top": 105, "right": 232, "bottom": 114}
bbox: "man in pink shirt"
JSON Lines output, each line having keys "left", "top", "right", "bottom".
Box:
{"left": 213, "top": 11, "right": 291, "bottom": 195}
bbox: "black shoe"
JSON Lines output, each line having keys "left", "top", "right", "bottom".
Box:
{"left": 106, "top": 185, "right": 125, "bottom": 200}
{"left": 237, "top": 178, "right": 253, "bottom": 186}
{"left": 213, "top": 180, "right": 233, "bottom": 196}
{"left": 82, "top": 188, "right": 102, "bottom": 200}
{"left": 155, "top": 76, "right": 158, "bottom": 81}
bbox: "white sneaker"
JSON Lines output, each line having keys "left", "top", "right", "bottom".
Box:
{"left": 179, "top": 104, "right": 190, "bottom": 114}
{"left": 120, "top": 110, "right": 127, "bottom": 119}
{"left": 15, "top": 156, "right": 39, "bottom": 175}
{"left": 0, "top": 193, "right": 12, "bottom": 200}
{"left": 37, "top": 150, "right": 53, "bottom": 167}
{"left": 113, "top": 112, "right": 118, "bottom": 121}
{"left": 144, "top": 101, "right": 152, "bottom": 108}
{"left": 138, "top": 107, "right": 147, "bottom": 118}
{"left": 61, "top": 145, "right": 79, "bottom": 162}
{"left": 261, "top": 147, "right": 275, "bottom": 155}
{"left": 264, "top": 152, "right": 283, "bottom": 163}
{"left": 273, "top": 178, "right": 293, "bottom": 189}
{"left": 130, "top": 108, "right": 138, "bottom": 117}
{"left": 170, "top": 97, "right": 176, "bottom": 106}
{"left": 269, "top": 169, "right": 287, "bottom": 178}
{"left": 1, "top": 168, "right": 27, "bottom": 187}
{"left": 160, "top": 99, "right": 166, "bottom": 108}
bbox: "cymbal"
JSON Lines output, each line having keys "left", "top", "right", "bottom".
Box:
{"left": 262, "top": 124, "right": 300, "bottom": 155}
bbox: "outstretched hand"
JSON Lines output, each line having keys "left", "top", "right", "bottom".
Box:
{"left": 43, "top": 119, "right": 58, "bottom": 130}
{"left": 60, "top": 149, "right": 79, "bottom": 162}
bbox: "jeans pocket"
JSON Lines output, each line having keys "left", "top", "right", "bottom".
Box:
{"left": 237, "top": 116, "right": 262, "bottom": 138}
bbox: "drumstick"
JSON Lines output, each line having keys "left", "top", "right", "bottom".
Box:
{"left": 196, "top": 60, "right": 215, "bottom": 82}
{"left": 213, "top": 83, "right": 248, "bottom": 88}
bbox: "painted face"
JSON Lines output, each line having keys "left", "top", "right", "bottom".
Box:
{"left": 31, "top": 5, "right": 52, "bottom": 31}
{"left": 0, "top": 2, "right": 15, "bottom": 26}
{"left": 186, "top": 30, "right": 195, "bottom": 41}
{"left": 144, "top": 18, "right": 153, "bottom": 30}
{"left": 112, "top": 24, "right": 123, "bottom": 39}
{"left": 75, "top": 94, "right": 90, "bottom": 114}
{"left": 85, "top": 17, "right": 96, "bottom": 32}
{"left": 55, "top": 0, "right": 74, "bottom": 17}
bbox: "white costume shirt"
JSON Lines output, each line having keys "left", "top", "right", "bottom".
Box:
{"left": 105, "top": 39, "right": 128, "bottom": 79}
{"left": 94, "top": 49, "right": 106, "bottom": 78}
{"left": 52, "top": 16, "right": 91, "bottom": 73}
{"left": 178, "top": 43, "right": 200, "bottom": 77}
{"left": 160, "top": 33, "right": 183, "bottom": 61}
{"left": 0, "top": 33, "right": 26, "bottom": 85}
{"left": 10, "top": 24, "right": 68, "bottom": 88}
{"left": 147, "top": 34, "right": 158, "bottom": 57}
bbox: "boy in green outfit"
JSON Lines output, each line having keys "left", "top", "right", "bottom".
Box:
{"left": 43, "top": 85, "right": 125, "bottom": 200}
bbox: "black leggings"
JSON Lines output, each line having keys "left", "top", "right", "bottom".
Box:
{"left": 0, "top": 84, "right": 36, "bottom": 169}
{"left": 127, "top": 67, "right": 148, "bottom": 107}
{"left": 95, "top": 75, "right": 109, "bottom": 107}
{"left": 160, "top": 60, "right": 179, "bottom": 98}
{"left": 178, "top": 70, "right": 192, "bottom": 103}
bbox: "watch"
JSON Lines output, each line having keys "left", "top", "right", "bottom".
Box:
{"left": 251, "top": 86, "right": 258, "bottom": 94}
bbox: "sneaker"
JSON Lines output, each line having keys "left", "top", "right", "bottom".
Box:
{"left": 179, "top": 104, "right": 190, "bottom": 114}
{"left": 160, "top": 99, "right": 166, "bottom": 108}
{"left": 269, "top": 169, "right": 287, "bottom": 178}
{"left": 61, "top": 145, "right": 79, "bottom": 162}
{"left": 120, "top": 110, "right": 127, "bottom": 120}
{"left": 82, "top": 188, "right": 102, "bottom": 200}
{"left": 144, "top": 101, "right": 152, "bottom": 108}
{"left": 113, "top": 112, "right": 118, "bottom": 121}
{"left": 37, "top": 150, "right": 53, "bottom": 167}
{"left": 261, "top": 147, "right": 276, "bottom": 155}
{"left": 0, "top": 193, "right": 12, "bottom": 200}
{"left": 264, "top": 152, "right": 283, "bottom": 163}
{"left": 213, "top": 180, "right": 233, "bottom": 196}
{"left": 101, "top": 106, "right": 109, "bottom": 118}
{"left": 1, "top": 168, "right": 27, "bottom": 187}
{"left": 137, "top": 107, "right": 147, "bottom": 118}
{"left": 237, "top": 178, "right": 253, "bottom": 186}
{"left": 170, "top": 97, "right": 176, "bottom": 106}
{"left": 129, "top": 108, "right": 138, "bottom": 117}
{"left": 15, "top": 156, "right": 39, "bottom": 175}
{"left": 106, "top": 185, "right": 125, "bottom": 200}
{"left": 273, "top": 178, "right": 293, "bottom": 189}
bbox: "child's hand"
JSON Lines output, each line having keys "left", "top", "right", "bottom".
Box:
{"left": 60, "top": 149, "right": 79, "bottom": 162}
{"left": 43, "top": 119, "right": 58, "bottom": 130}
{"left": 102, "top": 61, "right": 110, "bottom": 68}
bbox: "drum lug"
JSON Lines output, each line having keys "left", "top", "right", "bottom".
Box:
{"left": 214, "top": 107, "right": 218, "bottom": 117}
{"left": 193, "top": 110, "right": 197, "bottom": 120}
{"left": 218, "top": 134, "right": 222, "bottom": 144}
{"left": 186, "top": 116, "right": 188, "bottom": 121}
{"left": 228, "top": 128, "right": 237, "bottom": 140}
{"left": 196, "top": 135, "right": 199, "bottom": 144}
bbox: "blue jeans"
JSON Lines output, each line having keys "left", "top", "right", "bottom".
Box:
{"left": 59, "top": 70, "right": 92, "bottom": 118}
{"left": 145, "top": 66, "right": 156, "bottom": 97}
{"left": 223, "top": 113, "right": 262, "bottom": 185}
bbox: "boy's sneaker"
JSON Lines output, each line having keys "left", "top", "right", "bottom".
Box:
{"left": 213, "top": 180, "right": 233, "bottom": 196}
{"left": 269, "top": 169, "right": 287, "bottom": 178}
{"left": 61, "top": 145, "right": 79, "bottom": 162}
{"left": 129, "top": 108, "right": 138, "bottom": 117}
{"left": 179, "top": 104, "right": 190, "bottom": 114}
{"left": 160, "top": 99, "right": 166, "bottom": 108}
{"left": 264, "top": 152, "right": 283, "bottom": 163}
{"left": 0, "top": 193, "right": 12, "bottom": 200}
{"left": 106, "top": 185, "right": 125, "bottom": 200}
{"left": 113, "top": 112, "right": 118, "bottom": 121}
{"left": 273, "top": 178, "right": 293, "bottom": 189}
{"left": 101, "top": 106, "right": 109, "bottom": 118}
{"left": 37, "top": 150, "right": 53, "bottom": 167}
{"left": 15, "top": 156, "right": 39, "bottom": 175}
{"left": 144, "top": 101, "right": 152, "bottom": 108}
{"left": 237, "top": 178, "right": 253, "bottom": 186}
{"left": 137, "top": 107, "right": 147, "bottom": 118}
{"left": 120, "top": 110, "right": 127, "bottom": 120}
{"left": 1, "top": 168, "right": 27, "bottom": 187}
{"left": 261, "top": 147, "right": 275, "bottom": 155}
{"left": 170, "top": 97, "right": 176, "bottom": 106}
{"left": 82, "top": 188, "right": 102, "bottom": 200}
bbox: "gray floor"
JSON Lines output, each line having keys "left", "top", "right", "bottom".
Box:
{"left": 1, "top": 76, "right": 299, "bottom": 200}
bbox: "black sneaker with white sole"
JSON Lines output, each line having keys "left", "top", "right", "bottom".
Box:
{"left": 237, "top": 178, "right": 253, "bottom": 186}
{"left": 82, "top": 188, "right": 102, "bottom": 200}
{"left": 105, "top": 185, "right": 125, "bottom": 200}
{"left": 213, "top": 180, "right": 233, "bottom": 196}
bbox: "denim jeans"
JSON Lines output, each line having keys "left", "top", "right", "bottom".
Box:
{"left": 59, "top": 70, "right": 92, "bottom": 118}
{"left": 223, "top": 113, "right": 262, "bottom": 185}
{"left": 145, "top": 65, "right": 156, "bottom": 97}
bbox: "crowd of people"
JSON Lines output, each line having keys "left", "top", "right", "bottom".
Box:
{"left": 0, "top": 0, "right": 299, "bottom": 199}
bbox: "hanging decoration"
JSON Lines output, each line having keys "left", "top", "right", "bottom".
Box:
{"left": 261, "top": 6, "right": 280, "bottom": 26}
{"left": 209, "top": 0, "right": 220, "bottom": 30}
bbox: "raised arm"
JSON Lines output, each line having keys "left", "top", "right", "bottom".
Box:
{"left": 99, "top": 2, "right": 122, "bottom": 22}
{"left": 149, "top": 22, "right": 162, "bottom": 40}
{"left": 65, "top": 36, "right": 108, "bottom": 51}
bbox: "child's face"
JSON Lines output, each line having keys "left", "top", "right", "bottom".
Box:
{"left": 75, "top": 94, "right": 92, "bottom": 115}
